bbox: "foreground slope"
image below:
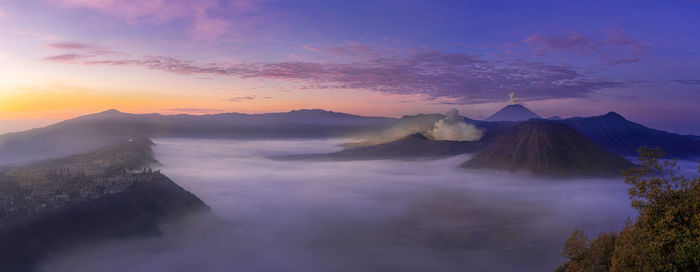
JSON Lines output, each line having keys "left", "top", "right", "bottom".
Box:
{"left": 461, "top": 121, "right": 634, "bottom": 176}
{"left": 0, "top": 137, "right": 207, "bottom": 272}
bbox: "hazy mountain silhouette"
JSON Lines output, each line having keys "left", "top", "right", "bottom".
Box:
{"left": 485, "top": 104, "right": 541, "bottom": 121}
{"left": 558, "top": 112, "right": 700, "bottom": 159}
{"left": 2, "top": 108, "right": 699, "bottom": 166}
{"left": 274, "top": 110, "right": 700, "bottom": 162}
{"left": 0, "top": 109, "right": 395, "bottom": 165}
{"left": 461, "top": 121, "right": 634, "bottom": 177}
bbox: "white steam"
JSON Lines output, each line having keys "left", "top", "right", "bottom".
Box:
{"left": 427, "top": 109, "right": 484, "bottom": 141}
{"left": 509, "top": 92, "right": 520, "bottom": 104}
{"left": 349, "top": 109, "right": 485, "bottom": 147}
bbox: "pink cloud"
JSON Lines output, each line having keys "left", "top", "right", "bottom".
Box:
{"left": 52, "top": 0, "right": 248, "bottom": 40}
{"left": 45, "top": 42, "right": 93, "bottom": 50}
{"left": 524, "top": 33, "right": 590, "bottom": 54}
{"left": 227, "top": 96, "right": 257, "bottom": 102}
{"left": 190, "top": 14, "right": 231, "bottom": 41}
{"left": 524, "top": 29, "right": 646, "bottom": 66}
{"left": 53, "top": 0, "right": 201, "bottom": 23}
{"left": 44, "top": 43, "right": 631, "bottom": 104}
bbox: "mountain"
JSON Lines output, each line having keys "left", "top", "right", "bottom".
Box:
{"left": 348, "top": 112, "right": 514, "bottom": 148}
{"left": 485, "top": 104, "right": 541, "bottom": 122}
{"left": 277, "top": 133, "right": 486, "bottom": 161}
{"left": 461, "top": 121, "right": 634, "bottom": 177}
{"left": 0, "top": 109, "right": 396, "bottom": 165}
{"left": 558, "top": 112, "right": 700, "bottom": 159}
{"left": 0, "top": 138, "right": 207, "bottom": 271}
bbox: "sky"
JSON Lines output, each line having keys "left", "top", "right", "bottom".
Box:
{"left": 0, "top": 0, "right": 699, "bottom": 134}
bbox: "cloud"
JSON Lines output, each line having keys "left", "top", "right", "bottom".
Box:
{"left": 53, "top": 0, "right": 209, "bottom": 23}
{"left": 43, "top": 43, "right": 127, "bottom": 62}
{"left": 45, "top": 42, "right": 93, "bottom": 50}
{"left": 0, "top": 27, "right": 61, "bottom": 41}
{"left": 524, "top": 28, "right": 646, "bottom": 66}
{"left": 50, "top": 0, "right": 260, "bottom": 40}
{"left": 44, "top": 43, "right": 630, "bottom": 104}
{"left": 225, "top": 96, "right": 272, "bottom": 102}
{"left": 524, "top": 33, "right": 590, "bottom": 54}
{"left": 227, "top": 96, "right": 256, "bottom": 102}
{"left": 41, "top": 138, "right": 635, "bottom": 272}
{"left": 672, "top": 79, "right": 700, "bottom": 85}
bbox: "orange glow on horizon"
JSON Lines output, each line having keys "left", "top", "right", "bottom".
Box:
{"left": 0, "top": 84, "right": 462, "bottom": 120}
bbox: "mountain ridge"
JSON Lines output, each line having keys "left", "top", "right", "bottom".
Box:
{"left": 557, "top": 111, "right": 700, "bottom": 159}
{"left": 0, "top": 109, "right": 396, "bottom": 165}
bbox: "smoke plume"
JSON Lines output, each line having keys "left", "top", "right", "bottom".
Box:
{"left": 349, "top": 109, "right": 484, "bottom": 147}
{"left": 427, "top": 109, "right": 484, "bottom": 141}
{"left": 509, "top": 92, "right": 520, "bottom": 104}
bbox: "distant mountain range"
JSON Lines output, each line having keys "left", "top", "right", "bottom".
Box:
{"left": 1, "top": 107, "right": 699, "bottom": 167}
{"left": 279, "top": 106, "right": 700, "bottom": 173}
{"left": 485, "top": 104, "right": 541, "bottom": 121}
{"left": 461, "top": 121, "right": 635, "bottom": 177}
{"left": 0, "top": 109, "right": 395, "bottom": 165}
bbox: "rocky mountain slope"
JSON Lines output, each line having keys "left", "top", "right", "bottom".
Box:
{"left": 485, "top": 104, "right": 541, "bottom": 121}
{"left": 461, "top": 121, "right": 635, "bottom": 177}
{"left": 0, "top": 138, "right": 207, "bottom": 271}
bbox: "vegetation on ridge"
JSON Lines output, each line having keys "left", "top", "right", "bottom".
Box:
{"left": 557, "top": 147, "right": 700, "bottom": 271}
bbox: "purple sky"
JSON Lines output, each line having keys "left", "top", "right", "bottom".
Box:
{"left": 0, "top": 0, "right": 699, "bottom": 134}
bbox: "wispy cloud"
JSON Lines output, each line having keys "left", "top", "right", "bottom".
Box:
{"left": 226, "top": 96, "right": 272, "bottom": 102}
{"left": 672, "top": 79, "right": 700, "bottom": 85}
{"left": 45, "top": 42, "right": 93, "bottom": 50}
{"left": 44, "top": 42, "right": 631, "bottom": 104}
{"left": 227, "top": 96, "right": 256, "bottom": 102}
{"left": 43, "top": 42, "right": 127, "bottom": 62}
{"left": 524, "top": 28, "right": 646, "bottom": 66}
{"left": 0, "top": 26, "right": 62, "bottom": 41}
{"left": 51, "top": 0, "right": 262, "bottom": 40}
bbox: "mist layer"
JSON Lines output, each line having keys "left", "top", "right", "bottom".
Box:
{"left": 41, "top": 138, "right": 635, "bottom": 272}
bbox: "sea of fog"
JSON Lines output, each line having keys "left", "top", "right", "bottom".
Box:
{"left": 41, "top": 138, "right": 640, "bottom": 272}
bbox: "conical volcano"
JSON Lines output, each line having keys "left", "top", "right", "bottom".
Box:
{"left": 461, "top": 121, "right": 634, "bottom": 176}
{"left": 486, "top": 104, "right": 541, "bottom": 122}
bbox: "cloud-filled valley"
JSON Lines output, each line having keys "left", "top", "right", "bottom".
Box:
{"left": 41, "top": 138, "right": 636, "bottom": 272}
